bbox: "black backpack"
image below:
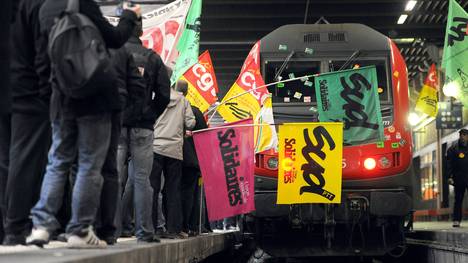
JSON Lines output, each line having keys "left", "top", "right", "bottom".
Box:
{"left": 125, "top": 42, "right": 154, "bottom": 116}
{"left": 48, "top": 0, "right": 111, "bottom": 98}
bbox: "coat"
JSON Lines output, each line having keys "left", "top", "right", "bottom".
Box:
{"left": 153, "top": 90, "right": 195, "bottom": 160}
{"left": 447, "top": 139, "right": 468, "bottom": 185}
{"left": 182, "top": 106, "right": 208, "bottom": 168}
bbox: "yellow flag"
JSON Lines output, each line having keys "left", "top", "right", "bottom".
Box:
{"left": 415, "top": 64, "right": 439, "bottom": 117}
{"left": 277, "top": 123, "right": 343, "bottom": 204}
{"left": 254, "top": 96, "right": 278, "bottom": 153}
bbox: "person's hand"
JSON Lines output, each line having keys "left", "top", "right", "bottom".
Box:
{"left": 186, "top": 131, "right": 193, "bottom": 137}
{"left": 123, "top": 2, "right": 141, "bottom": 18}
{"left": 449, "top": 178, "right": 455, "bottom": 185}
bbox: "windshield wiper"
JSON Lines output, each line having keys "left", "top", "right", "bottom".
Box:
{"left": 274, "top": 51, "right": 295, "bottom": 81}
{"left": 338, "top": 50, "right": 361, "bottom": 71}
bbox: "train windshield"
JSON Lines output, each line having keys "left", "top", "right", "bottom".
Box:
{"left": 264, "top": 58, "right": 392, "bottom": 104}
{"left": 265, "top": 61, "right": 321, "bottom": 103}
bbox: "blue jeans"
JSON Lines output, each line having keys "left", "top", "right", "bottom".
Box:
{"left": 117, "top": 127, "right": 154, "bottom": 239}
{"left": 31, "top": 114, "right": 111, "bottom": 235}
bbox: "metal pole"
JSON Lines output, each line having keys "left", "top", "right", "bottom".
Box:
{"left": 198, "top": 180, "right": 204, "bottom": 235}
{"left": 436, "top": 65, "right": 443, "bottom": 210}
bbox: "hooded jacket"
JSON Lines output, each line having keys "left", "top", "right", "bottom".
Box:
{"left": 153, "top": 89, "right": 195, "bottom": 160}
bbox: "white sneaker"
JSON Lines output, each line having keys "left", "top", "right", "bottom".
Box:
{"left": 453, "top": 221, "right": 461, "bottom": 227}
{"left": 26, "top": 227, "right": 50, "bottom": 247}
{"left": 67, "top": 227, "right": 107, "bottom": 249}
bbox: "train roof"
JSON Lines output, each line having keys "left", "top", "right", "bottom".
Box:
{"left": 260, "top": 24, "right": 391, "bottom": 54}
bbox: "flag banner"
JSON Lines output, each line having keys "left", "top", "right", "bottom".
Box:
{"left": 217, "top": 41, "right": 270, "bottom": 122}
{"left": 182, "top": 51, "right": 218, "bottom": 112}
{"left": 314, "top": 66, "right": 384, "bottom": 146}
{"left": 170, "top": 0, "right": 202, "bottom": 84}
{"left": 442, "top": 0, "right": 468, "bottom": 106}
{"left": 254, "top": 96, "right": 278, "bottom": 153}
{"left": 193, "top": 119, "right": 255, "bottom": 221}
{"left": 415, "top": 64, "right": 439, "bottom": 117}
{"left": 277, "top": 123, "right": 343, "bottom": 204}
{"left": 106, "top": 0, "right": 192, "bottom": 68}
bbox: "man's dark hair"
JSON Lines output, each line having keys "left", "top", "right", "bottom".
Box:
{"left": 175, "top": 80, "right": 188, "bottom": 96}
{"left": 459, "top": 129, "right": 468, "bottom": 135}
{"left": 132, "top": 17, "right": 143, "bottom": 37}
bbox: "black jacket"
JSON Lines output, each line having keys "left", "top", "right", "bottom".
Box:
{"left": 446, "top": 139, "right": 468, "bottom": 185}
{"left": 39, "top": 0, "right": 138, "bottom": 120}
{"left": 182, "top": 106, "right": 208, "bottom": 168}
{"left": 123, "top": 36, "right": 170, "bottom": 130}
{"left": 109, "top": 47, "right": 146, "bottom": 117}
{"left": 10, "top": 0, "right": 50, "bottom": 116}
{"left": 0, "top": 0, "right": 18, "bottom": 115}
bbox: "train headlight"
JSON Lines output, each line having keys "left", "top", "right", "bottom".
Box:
{"left": 266, "top": 157, "right": 278, "bottom": 170}
{"left": 364, "top": 157, "right": 377, "bottom": 170}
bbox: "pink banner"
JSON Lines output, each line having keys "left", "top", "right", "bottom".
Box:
{"left": 193, "top": 119, "right": 255, "bottom": 221}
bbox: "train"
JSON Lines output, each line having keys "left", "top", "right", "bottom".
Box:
{"left": 242, "top": 23, "right": 414, "bottom": 258}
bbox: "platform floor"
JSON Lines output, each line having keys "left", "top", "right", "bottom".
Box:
{"left": 0, "top": 231, "right": 237, "bottom": 263}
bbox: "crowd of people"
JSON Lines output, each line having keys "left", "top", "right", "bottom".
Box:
{"left": 0, "top": 0, "right": 213, "bottom": 248}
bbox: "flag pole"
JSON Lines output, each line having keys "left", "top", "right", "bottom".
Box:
{"left": 192, "top": 123, "right": 276, "bottom": 134}
{"left": 207, "top": 74, "right": 319, "bottom": 124}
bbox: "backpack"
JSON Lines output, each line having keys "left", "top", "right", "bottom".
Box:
{"left": 48, "top": 0, "right": 112, "bottom": 98}
{"left": 125, "top": 42, "right": 155, "bottom": 117}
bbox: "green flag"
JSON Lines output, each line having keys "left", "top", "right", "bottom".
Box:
{"left": 170, "top": 0, "right": 202, "bottom": 85}
{"left": 314, "top": 66, "right": 384, "bottom": 146}
{"left": 442, "top": 0, "right": 468, "bottom": 106}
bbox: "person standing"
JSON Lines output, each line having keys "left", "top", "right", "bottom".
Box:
{"left": 180, "top": 94, "right": 208, "bottom": 235}
{"left": 95, "top": 44, "right": 146, "bottom": 245}
{"left": 2, "top": 0, "right": 52, "bottom": 246}
{"left": 447, "top": 128, "right": 468, "bottom": 227}
{"left": 117, "top": 19, "right": 171, "bottom": 243}
{"left": 0, "top": 0, "right": 17, "bottom": 240}
{"left": 151, "top": 80, "right": 195, "bottom": 239}
{"left": 26, "top": 0, "right": 140, "bottom": 248}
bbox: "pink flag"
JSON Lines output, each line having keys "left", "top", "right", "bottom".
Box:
{"left": 193, "top": 119, "right": 255, "bottom": 221}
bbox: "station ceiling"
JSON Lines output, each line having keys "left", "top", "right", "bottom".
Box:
{"left": 98, "top": 0, "right": 468, "bottom": 95}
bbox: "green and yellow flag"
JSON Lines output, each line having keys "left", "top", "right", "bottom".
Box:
{"left": 277, "top": 123, "right": 343, "bottom": 204}
{"left": 442, "top": 0, "right": 468, "bottom": 106}
{"left": 415, "top": 64, "right": 439, "bottom": 117}
{"left": 170, "top": 0, "right": 202, "bottom": 85}
{"left": 314, "top": 66, "right": 384, "bottom": 146}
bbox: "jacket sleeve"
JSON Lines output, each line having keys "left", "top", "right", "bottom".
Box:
{"left": 184, "top": 99, "right": 196, "bottom": 130}
{"left": 151, "top": 54, "right": 171, "bottom": 118}
{"left": 82, "top": 0, "right": 137, "bottom": 49}
{"left": 446, "top": 146, "right": 456, "bottom": 179}
{"left": 32, "top": 3, "right": 51, "bottom": 100}
{"left": 192, "top": 106, "right": 208, "bottom": 130}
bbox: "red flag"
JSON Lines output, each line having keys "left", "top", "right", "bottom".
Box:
{"left": 193, "top": 119, "right": 255, "bottom": 221}
{"left": 182, "top": 51, "right": 219, "bottom": 112}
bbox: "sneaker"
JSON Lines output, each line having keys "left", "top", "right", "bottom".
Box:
{"left": 155, "top": 227, "right": 166, "bottom": 236}
{"left": 453, "top": 221, "right": 461, "bottom": 227}
{"left": 26, "top": 227, "right": 50, "bottom": 247}
{"left": 120, "top": 230, "right": 133, "bottom": 238}
{"left": 56, "top": 233, "right": 70, "bottom": 243}
{"left": 102, "top": 236, "right": 117, "bottom": 245}
{"left": 137, "top": 235, "right": 160, "bottom": 243}
{"left": 67, "top": 228, "right": 107, "bottom": 249}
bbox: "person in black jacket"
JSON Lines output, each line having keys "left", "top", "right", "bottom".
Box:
{"left": 118, "top": 19, "right": 170, "bottom": 243}
{"left": 94, "top": 46, "right": 146, "bottom": 245}
{"left": 447, "top": 129, "right": 468, "bottom": 227}
{"left": 2, "top": 0, "right": 52, "bottom": 246}
{"left": 179, "top": 89, "right": 208, "bottom": 235}
{"left": 26, "top": 0, "right": 140, "bottom": 248}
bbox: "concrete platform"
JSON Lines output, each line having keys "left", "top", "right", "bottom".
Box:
{"left": 0, "top": 231, "right": 237, "bottom": 263}
{"left": 404, "top": 221, "right": 468, "bottom": 263}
